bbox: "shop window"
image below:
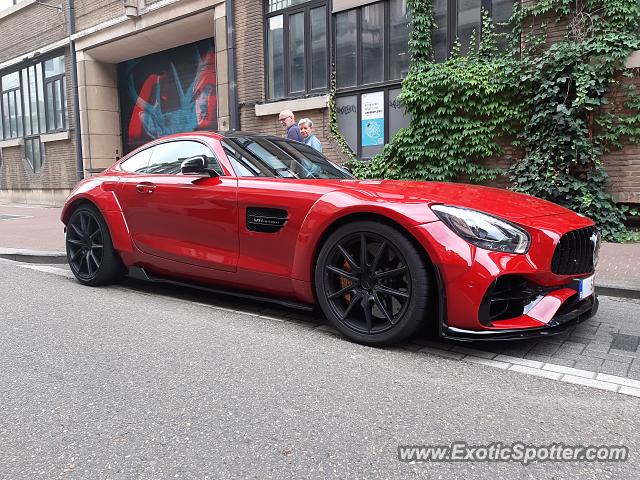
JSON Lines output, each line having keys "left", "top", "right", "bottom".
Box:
{"left": 0, "top": 54, "right": 68, "bottom": 173}
{"left": 434, "top": 0, "right": 516, "bottom": 61}
{"left": 265, "top": 0, "right": 328, "bottom": 100}
{"left": 336, "top": 87, "right": 410, "bottom": 159}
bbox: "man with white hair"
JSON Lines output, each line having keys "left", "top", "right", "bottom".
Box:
{"left": 278, "top": 109, "right": 303, "bottom": 142}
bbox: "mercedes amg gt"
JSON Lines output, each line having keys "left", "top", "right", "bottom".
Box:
{"left": 61, "top": 132, "right": 600, "bottom": 345}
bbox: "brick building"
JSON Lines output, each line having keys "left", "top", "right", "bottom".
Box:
{"left": 242, "top": 0, "right": 640, "bottom": 205}
{"left": 0, "top": 0, "right": 233, "bottom": 205}
{"left": 0, "top": 0, "right": 638, "bottom": 206}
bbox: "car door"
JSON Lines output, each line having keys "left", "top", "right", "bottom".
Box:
{"left": 116, "top": 139, "right": 239, "bottom": 272}
{"left": 223, "top": 137, "right": 329, "bottom": 278}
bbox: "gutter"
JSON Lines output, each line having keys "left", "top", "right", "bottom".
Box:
{"left": 67, "top": 0, "right": 84, "bottom": 182}
{"left": 225, "top": 0, "right": 239, "bottom": 130}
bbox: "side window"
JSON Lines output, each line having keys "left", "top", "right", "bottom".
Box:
{"left": 223, "top": 143, "right": 267, "bottom": 177}
{"left": 119, "top": 147, "right": 154, "bottom": 173}
{"left": 146, "top": 140, "right": 224, "bottom": 175}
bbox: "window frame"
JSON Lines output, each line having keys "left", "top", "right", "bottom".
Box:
{"left": 264, "top": 0, "right": 330, "bottom": 101}
{"left": 44, "top": 71, "right": 67, "bottom": 133}
{"left": 117, "top": 138, "right": 225, "bottom": 176}
{"left": 0, "top": 79, "right": 22, "bottom": 139}
{"left": 437, "top": 0, "right": 515, "bottom": 60}
{"left": 336, "top": 84, "right": 409, "bottom": 159}
{"left": 0, "top": 51, "right": 69, "bottom": 173}
{"left": 333, "top": 0, "right": 412, "bottom": 93}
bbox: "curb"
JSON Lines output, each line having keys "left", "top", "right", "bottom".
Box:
{"left": 597, "top": 284, "right": 640, "bottom": 301}
{"left": 0, "top": 248, "right": 67, "bottom": 264}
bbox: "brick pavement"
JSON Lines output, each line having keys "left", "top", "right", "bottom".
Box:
{"left": 418, "top": 295, "right": 640, "bottom": 382}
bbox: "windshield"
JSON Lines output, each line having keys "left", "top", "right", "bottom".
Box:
{"left": 222, "top": 136, "right": 354, "bottom": 179}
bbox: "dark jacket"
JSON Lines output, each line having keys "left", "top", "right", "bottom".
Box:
{"left": 286, "top": 124, "right": 304, "bottom": 142}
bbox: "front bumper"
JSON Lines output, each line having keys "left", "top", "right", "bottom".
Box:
{"left": 409, "top": 215, "right": 598, "bottom": 340}
{"left": 442, "top": 295, "right": 598, "bottom": 341}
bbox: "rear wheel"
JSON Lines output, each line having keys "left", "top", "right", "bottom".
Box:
{"left": 66, "top": 204, "right": 124, "bottom": 286}
{"left": 315, "top": 221, "right": 430, "bottom": 346}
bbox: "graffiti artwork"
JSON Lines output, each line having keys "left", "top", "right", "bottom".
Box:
{"left": 118, "top": 39, "right": 217, "bottom": 154}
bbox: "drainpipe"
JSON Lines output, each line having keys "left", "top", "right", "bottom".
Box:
{"left": 67, "top": 0, "right": 84, "bottom": 181}
{"left": 225, "top": 0, "right": 239, "bottom": 131}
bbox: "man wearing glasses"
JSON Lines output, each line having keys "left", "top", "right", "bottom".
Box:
{"left": 278, "top": 109, "right": 304, "bottom": 142}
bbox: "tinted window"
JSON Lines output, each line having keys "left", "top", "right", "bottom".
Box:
{"left": 119, "top": 147, "right": 154, "bottom": 173}
{"left": 145, "top": 140, "right": 223, "bottom": 175}
{"left": 223, "top": 136, "right": 353, "bottom": 179}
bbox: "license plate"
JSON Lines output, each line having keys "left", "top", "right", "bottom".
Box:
{"left": 578, "top": 275, "right": 595, "bottom": 300}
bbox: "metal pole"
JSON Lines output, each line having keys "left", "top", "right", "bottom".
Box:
{"left": 225, "top": 0, "right": 239, "bottom": 131}
{"left": 67, "top": 0, "right": 84, "bottom": 181}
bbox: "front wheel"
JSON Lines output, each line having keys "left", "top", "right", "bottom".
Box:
{"left": 314, "top": 221, "right": 431, "bottom": 346}
{"left": 66, "top": 204, "right": 124, "bottom": 286}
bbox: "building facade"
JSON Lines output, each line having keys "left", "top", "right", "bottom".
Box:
{"left": 0, "top": 0, "right": 233, "bottom": 205}
{"left": 0, "top": 0, "right": 638, "bottom": 206}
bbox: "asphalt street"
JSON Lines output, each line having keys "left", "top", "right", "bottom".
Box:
{"left": 0, "top": 258, "right": 638, "bottom": 479}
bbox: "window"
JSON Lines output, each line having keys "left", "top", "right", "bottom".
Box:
{"left": 334, "top": 0, "right": 410, "bottom": 89}
{"left": 336, "top": 88, "right": 411, "bottom": 159}
{"left": 145, "top": 140, "right": 223, "bottom": 175}
{"left": 44, "top": 57, "right": 67, "bottom": 132}
{"left": 1, "top": 72, "right": 22, "bottom": 139}
{"left": 433, "top": 0, "right": 516, "bottom": 61}
{"left": 223, "top": 136, "right": 352, "bottom": 179}
{"left": 265, "top": 0, "right": 328, "bottom": 100}
{"left": 334, "top": 0, "right": 411, "bottom": 159}
{"left": 0, "top": 53, "right": 68, "bottom": 173}
{"left": 119, "top": 147, "right": 154, "bottom": 173}
{"left": 335, "top": 10, "right": 357, "bottom": 88}
{"left": 389, "top": 0, "right": 411, "bottom": 79}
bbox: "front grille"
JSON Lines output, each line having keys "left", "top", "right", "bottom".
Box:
{"left": 551, "top": 226, "right": 597, "bottom": 275}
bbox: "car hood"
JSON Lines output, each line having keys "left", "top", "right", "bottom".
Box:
{"left": 324, "top": 179, "right": 576, "bottom": 220}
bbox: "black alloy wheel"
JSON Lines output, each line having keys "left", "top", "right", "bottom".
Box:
{"left": 315, "top": 221, "right": 430, "bottom": 346}
{"left": 66, "top": 205, "right": 124, "bottom": 286}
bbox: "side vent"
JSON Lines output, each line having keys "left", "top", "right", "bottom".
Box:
{"left": 246, "top": 207, "right": 288, "bottom": 233}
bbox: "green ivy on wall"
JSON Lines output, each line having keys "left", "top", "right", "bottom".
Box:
{"left": 350, "top": 3, "right": 524, "bottom": 183}
{"left": 344, "top": 0, "right": 640, "bottom": 241}
{"left": 509, "top": 0, "right": 640, "bottom": 241}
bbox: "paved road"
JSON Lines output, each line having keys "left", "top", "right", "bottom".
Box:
{"left": 0, "top": 258, "right": 638, "bottom": 479}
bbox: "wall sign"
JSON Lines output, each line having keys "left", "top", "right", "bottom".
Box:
{"left": 361, "top": 91, "right": 384, "bottom": 147}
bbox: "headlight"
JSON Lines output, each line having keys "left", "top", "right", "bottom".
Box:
{"left": 431, "top": 205, "right": 530, "bottom": 254}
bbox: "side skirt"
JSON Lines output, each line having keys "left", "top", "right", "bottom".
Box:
{"left": 127, "top": 266, "right": 315, "bottom": 312}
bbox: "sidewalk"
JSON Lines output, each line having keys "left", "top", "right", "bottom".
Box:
{"left": 0, "top": 203, "right": 638, "bottom": 297}
{"left": 0, "top": 204, "right": 65, "bottom": 263}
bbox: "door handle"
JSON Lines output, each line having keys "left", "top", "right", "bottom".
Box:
{"left": 136, "top": 182, "right": 156, "bottom": 194}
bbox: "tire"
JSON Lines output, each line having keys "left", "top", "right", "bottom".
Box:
{"left": 315, "top": 221, "right": 430, "bottom": 346}
{"left": 66, "top": 204, "right": 124, "bottom": 286}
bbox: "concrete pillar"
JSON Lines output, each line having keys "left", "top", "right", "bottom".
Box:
{"left": 76, "top": 51, "right": 123, "bottom": 176}
{"left": 215, "top": 4, "right": 231, "bottom": 131}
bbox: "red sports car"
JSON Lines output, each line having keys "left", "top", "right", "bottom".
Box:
{"left": 61, "top": 132, "right": 600, "bottom": 345}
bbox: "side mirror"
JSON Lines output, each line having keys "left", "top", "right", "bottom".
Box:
{"left": 180, "top": 155, "right": 218, "bottom": 177}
